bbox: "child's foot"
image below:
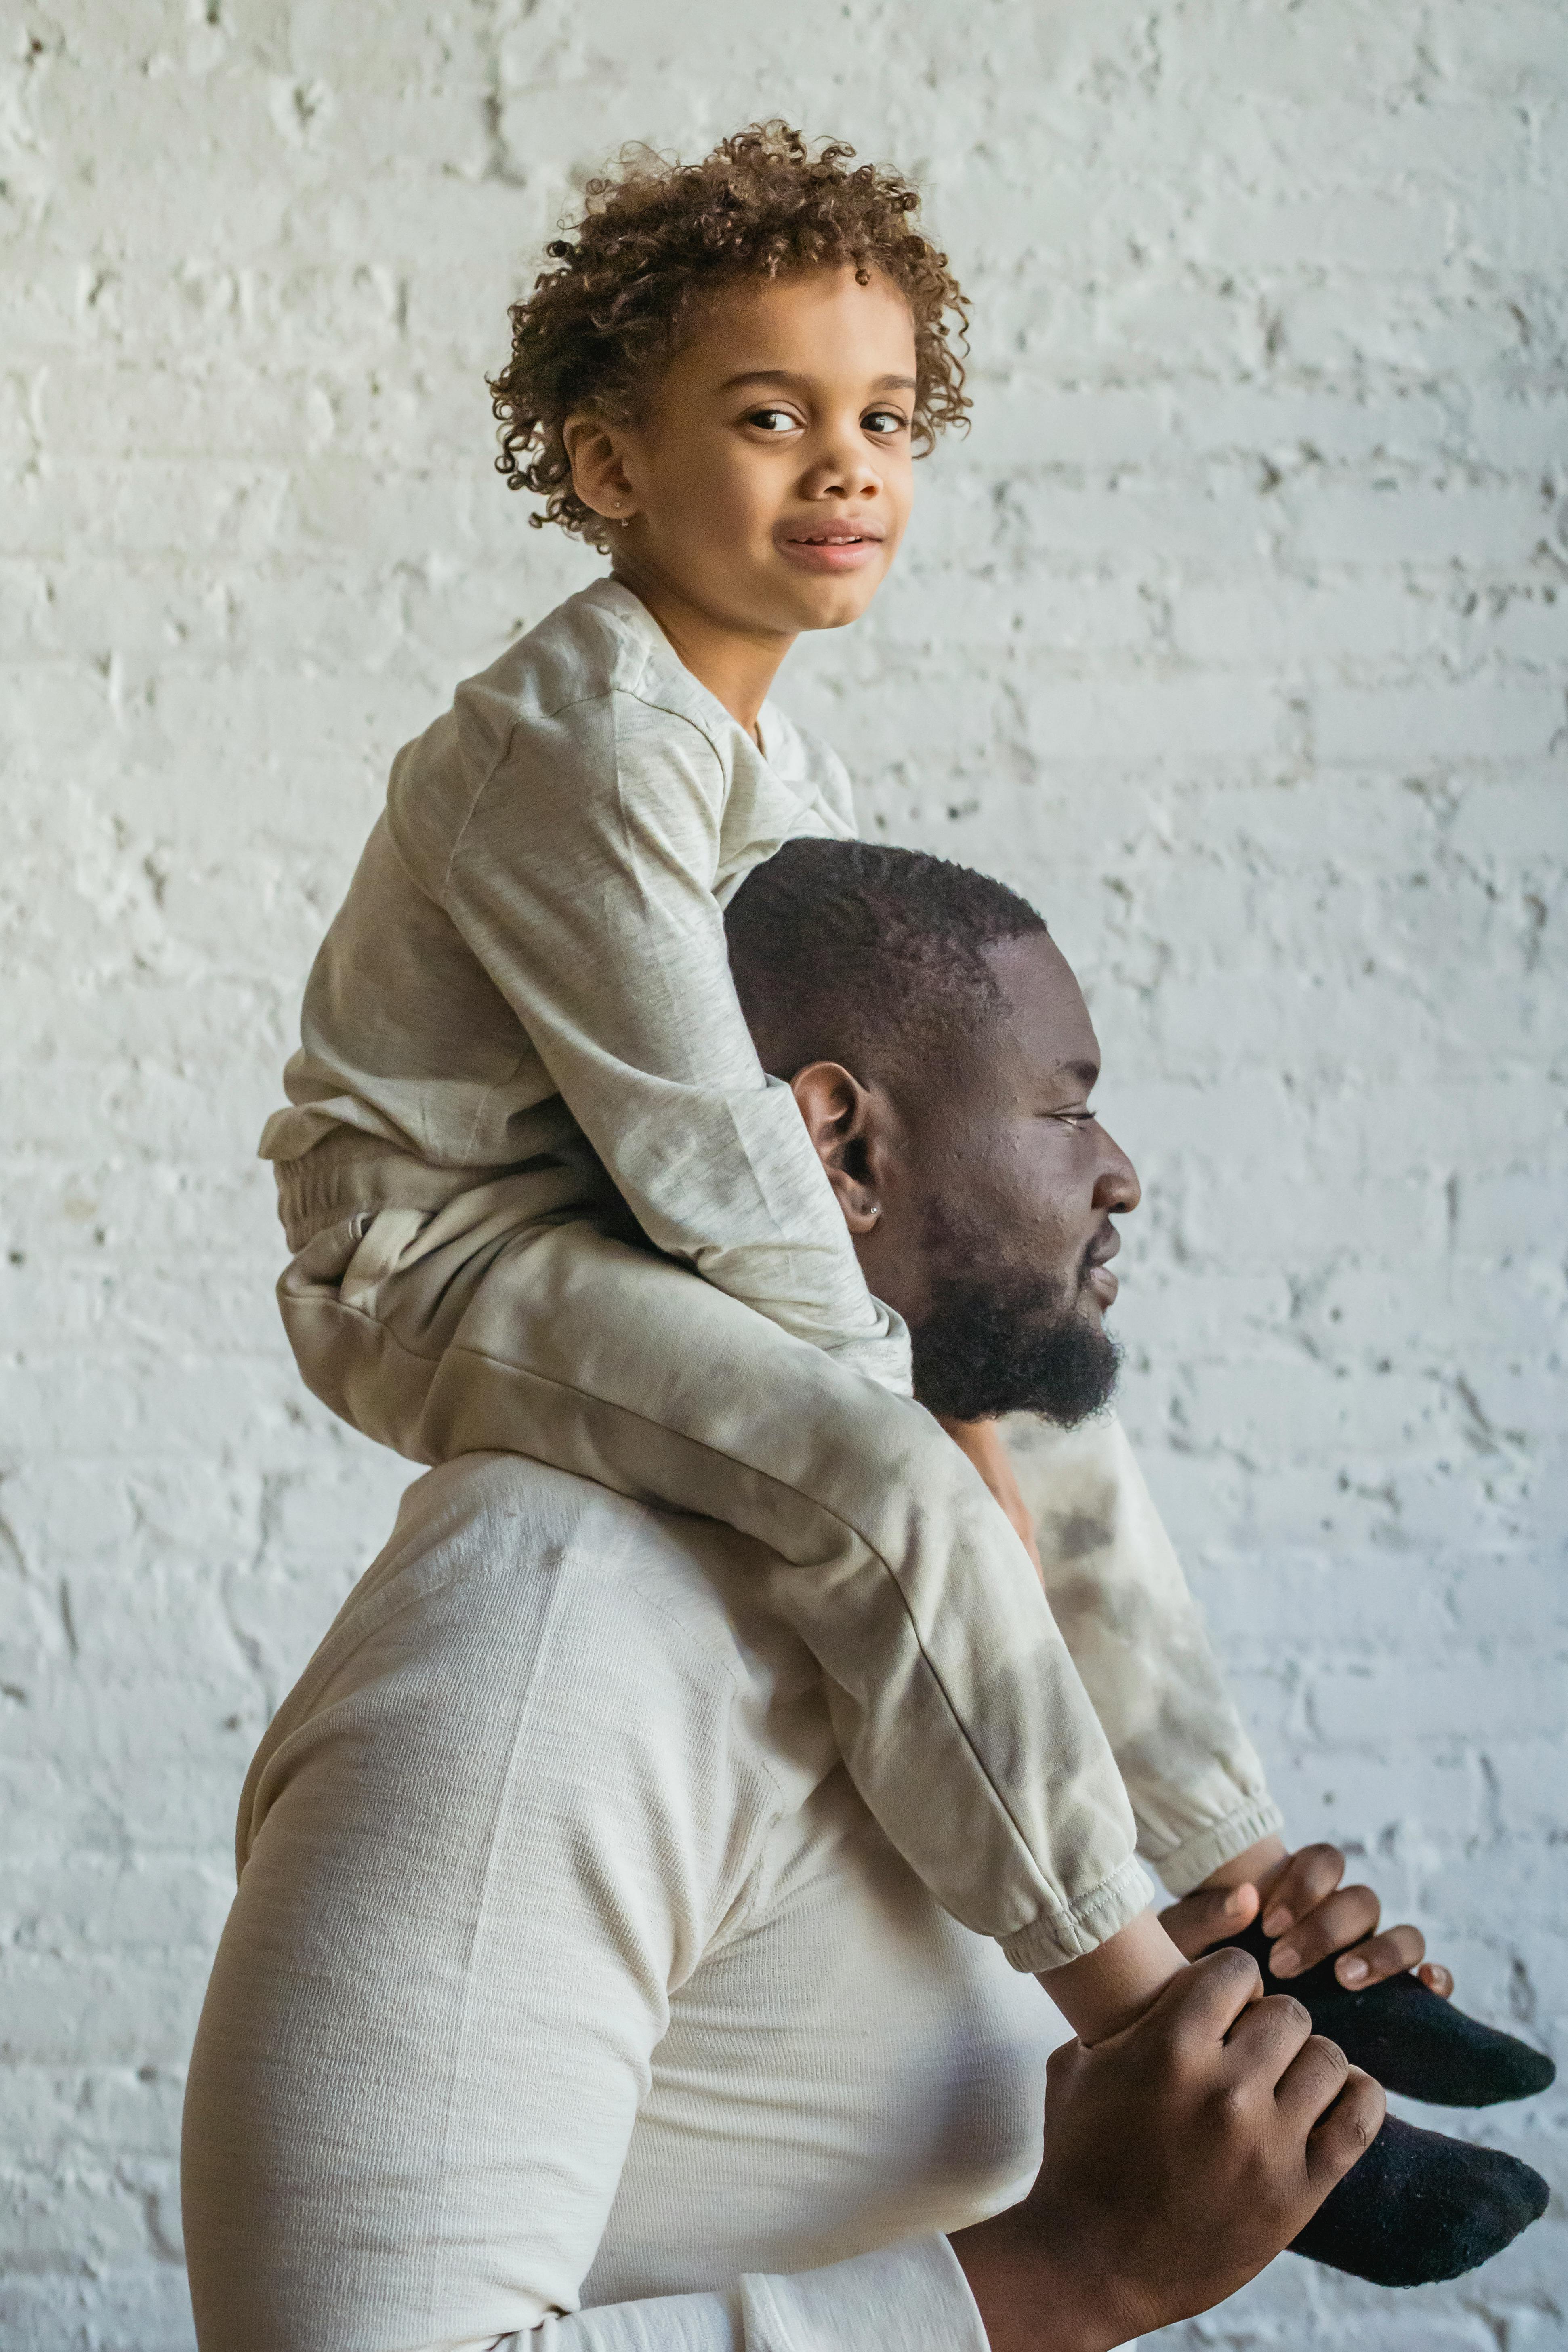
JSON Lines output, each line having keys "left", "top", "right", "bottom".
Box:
{"left": 1289, "top": 2113, "right": 1548, "bottom": 2286}
{"left": 1215, "top": 1917, "right": 1556, "bottom": 2108}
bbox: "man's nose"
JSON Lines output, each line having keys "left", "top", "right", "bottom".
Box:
{"left": 1094, "top": 1132, "right": 1141, "bottom": 1216}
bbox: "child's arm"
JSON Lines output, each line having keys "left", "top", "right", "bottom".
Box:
{"left": 1043, "top": 1906, "right": 1191, "bottom": 2044}
{"left": 937, "top": 1416, "right": 1043, "bottom": 1573}
{"left": 935, "top": 1416, "right": 1283, "bottom": 2038}
{"left": 402, "top": 689, "right": 906, "bottom": 1386}
{"left": 1003, "top": 1413, "right": 1285, "bottom": 1893}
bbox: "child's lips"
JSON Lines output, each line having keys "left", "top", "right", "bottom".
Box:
{"left": 776, "top": 522, "right": 886, "bottom": 573}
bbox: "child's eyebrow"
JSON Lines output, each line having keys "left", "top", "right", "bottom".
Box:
{"left": 718, "top": 368, "right": 919, "bottom": 394}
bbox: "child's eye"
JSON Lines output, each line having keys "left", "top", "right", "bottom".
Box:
{"left": 746, "top": 407, "right": 799, "bottom": 434}
{"left": 862, "top": 408, "right": 908, "bottom": 437}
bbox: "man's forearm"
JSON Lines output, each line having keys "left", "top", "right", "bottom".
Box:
{"left": 949, "top": 2206, "right": 1137, "bottom": 2352}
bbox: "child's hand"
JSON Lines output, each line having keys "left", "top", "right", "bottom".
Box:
{"left": 1161, "top": 1839, "right": 1454, "bottom": 2000}
{"left": 935, "top": 1416, "right": 1044, "bottom": 1579}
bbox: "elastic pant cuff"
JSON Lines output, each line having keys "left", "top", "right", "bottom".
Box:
{"left": 997, "top": 1855, "right": 1157, "bottom": 1975}
{"left": 1146, "top": 1800, "right": 1288, "bottom": 1898}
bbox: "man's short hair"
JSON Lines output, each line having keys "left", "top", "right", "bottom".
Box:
{"left": 724, "top": 837, "right": 1047, "bottom": 1091}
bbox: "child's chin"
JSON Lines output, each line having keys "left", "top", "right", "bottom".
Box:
{"left": 783, "top": 574, "right": 884, "bottom": 631}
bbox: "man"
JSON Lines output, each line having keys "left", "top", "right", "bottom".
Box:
{"left": 184, "top": 841, "right": 1499, "bottom": 2350}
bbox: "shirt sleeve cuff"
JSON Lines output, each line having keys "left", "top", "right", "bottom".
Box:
{"left": 527, "top": 2236, "right": 990, "bottom": 2351}
{"left": 1146, "top": 1799, "right": 1287, "bottom": 1899}
{"left": 743, "top": 2233, "right": 990, "bottom": 2351}
{"left": 996, "top": 1853, "right": 1157, "bottom": 1975}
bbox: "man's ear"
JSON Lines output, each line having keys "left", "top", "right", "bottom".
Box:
{"left": 790, "top": 1061, "right": 883, "bottom": 1233}
{"left": 563, "top": 412, "right": 639, "bottom": 525}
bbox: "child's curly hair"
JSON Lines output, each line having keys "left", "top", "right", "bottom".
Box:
{"left": 489, "top": 122, "right": 970, "bottom": 548}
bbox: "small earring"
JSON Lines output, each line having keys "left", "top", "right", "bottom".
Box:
{"left": 865, "top": 1204, "right": 881, "bottom": 1220}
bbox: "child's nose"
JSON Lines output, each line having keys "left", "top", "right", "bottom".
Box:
{"left": 803, "top": 432, "right": 882, "bottom": 499}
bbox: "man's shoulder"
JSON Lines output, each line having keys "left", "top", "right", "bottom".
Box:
{"left": 246, "top": 1457, "right": 832, "bottom": 1855}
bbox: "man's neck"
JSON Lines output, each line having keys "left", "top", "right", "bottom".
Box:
{"left": 611, "top": 558, "right": 796, "bottom": 740}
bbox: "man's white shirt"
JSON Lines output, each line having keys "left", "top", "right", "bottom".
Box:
{"left": 182, "top": 1453, "right": 1068, "bottom": 2350}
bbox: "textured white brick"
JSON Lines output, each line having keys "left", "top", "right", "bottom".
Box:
{"left": 1288, "top": 479, "right": 1556, "bottom": 570}
{"left": 1314, "top": 677, "right": 1564, "bottom": 764}
{"left": 3, "top": 4, "right": 1564, "bottom": 2347}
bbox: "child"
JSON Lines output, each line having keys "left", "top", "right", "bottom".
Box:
{"left": 261, "top": 127, "right": 1548, "bottom": 2273}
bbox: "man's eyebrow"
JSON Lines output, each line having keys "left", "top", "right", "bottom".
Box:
{"left": 1056, "top": 1059, "right": 1100, "bottom": 1090}
{"left": 717, "top": 368, "right": 919, "bottom": 393}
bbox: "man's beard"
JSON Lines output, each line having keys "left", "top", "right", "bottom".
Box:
{"left": 909, "top": 1261, "right": 1121, "bottom": 1426}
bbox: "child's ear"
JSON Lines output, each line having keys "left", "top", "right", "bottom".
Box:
{"left": 563, "top": 413, "right": 637, "bottom": 525}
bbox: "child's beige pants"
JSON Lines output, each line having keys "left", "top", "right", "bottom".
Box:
{"left": 276, "top": 1133, "right": 1281, "bottom": 1972}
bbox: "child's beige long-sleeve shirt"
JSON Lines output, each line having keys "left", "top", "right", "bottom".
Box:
{"left": 258, "top": 574, "right": 1280, "bottom": 1977}
{"left": 260, "top": 578, "right": 910, "bottom": 1390}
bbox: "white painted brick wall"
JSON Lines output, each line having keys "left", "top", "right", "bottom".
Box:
{"left": 3, "top": 3, "right": 1563, "bottom": 2344}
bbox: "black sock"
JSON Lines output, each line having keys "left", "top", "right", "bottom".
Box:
{"left": 1215, "top": 1918, "right": 1556, "bottom": 2107}
{"left": 1290, "top": 2113, "right": 1549, "bottom": 2287}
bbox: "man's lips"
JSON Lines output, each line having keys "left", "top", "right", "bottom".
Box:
{"left": 1083, "top": 1231, "right": 1120, "bottom": 1309}
{"left": 776, "top": 519, "right": 886, "bottom": 573}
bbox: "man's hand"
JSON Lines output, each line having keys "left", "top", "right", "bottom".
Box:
{"left": 949, "top": 1950, "right": 1385, "bottom": 2352}
{"left": 1162, "top": 1837, "right": 1454, "bottom": 1999}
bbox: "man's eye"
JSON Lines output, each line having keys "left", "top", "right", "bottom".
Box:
{"left": 863, "top": 408, "right": 908, "bottom": 437}
{"left": 1050, "top": 1109, "right": 1097, "bottom": 1131}
{"left": 746, "top": 407, "right": 798, "bottom": 434}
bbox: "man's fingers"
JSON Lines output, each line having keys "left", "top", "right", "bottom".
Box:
{"left": 1220, "top": 1990, "right": 1315, "bottom": 2091}
{"left": 1272, "top": 2027, "right": 1349, "bottom": 2125}
{"left": 1332, "top": 1921, "right": 1425, "bottom": 1990}
{"left": 1259, "top": 1842, "right": 1345, "bottom": 1937}
{"left": 1303, "top": 2065, "right": 1387, "bottom": 2197}
{"left": 1159, "top": 1881, "right": 1260, "bottom": 1960}
{"left": 1270, "top": 1883, "right": 1380, "bottom": 1977}
{"left": 1418, "top": 1960, "right": 1454, "bottom": 1999}
{"left": 1154, "top": 1945, "right": 1265, "bottom": 2048}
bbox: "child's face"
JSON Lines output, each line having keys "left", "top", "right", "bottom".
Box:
{"left": 580, "top": 267, "right": 919, "bottom": 638}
